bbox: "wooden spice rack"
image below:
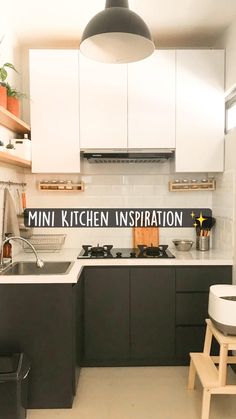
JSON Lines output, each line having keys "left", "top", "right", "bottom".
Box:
{"left": 38, "top": 181, "right": 84, "bottom": 192}
{"left": 169, "top": 179, "right": 216, "bottom": 192}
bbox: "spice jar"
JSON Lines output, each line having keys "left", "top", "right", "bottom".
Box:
{"left": 65, "top": 180, "right": 73, "bottom": 190}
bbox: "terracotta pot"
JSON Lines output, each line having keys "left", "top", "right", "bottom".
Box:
{"left": 0, "top": 85, "right": 7, "bottom": 108}
{"left": 7, "top": 96, "right": 20, "bottom": 117}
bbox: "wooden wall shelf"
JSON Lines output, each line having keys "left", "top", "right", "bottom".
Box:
{"left": 169, "top": 180, "right": 216, "bottom": 192}
{"left": 38, "top": 181, "right": 84, "bottom": 192}
{"left": 0, "top": 106, "right": 30, "bottom": 134}
{"left": 0, "top": 151, "right": 31, "bottom": 169}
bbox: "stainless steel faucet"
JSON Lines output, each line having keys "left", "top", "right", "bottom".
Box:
{"left": 0, "top": 236, "right": 44, "bottom": 269}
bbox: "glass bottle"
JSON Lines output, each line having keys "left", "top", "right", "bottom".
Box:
{"left": 3, "top": 233, "right": 12, "bottom": 259}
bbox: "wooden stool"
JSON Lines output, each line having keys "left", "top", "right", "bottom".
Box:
{"left": 188, "top": 319, "right": 236, "bottom": 419}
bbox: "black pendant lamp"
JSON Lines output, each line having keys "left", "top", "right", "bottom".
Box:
{"left": 80, "top": 0, "right": 155, "bottom": 63}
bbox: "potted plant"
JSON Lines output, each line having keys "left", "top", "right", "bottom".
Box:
{"left": 6, "top": 83, "right": 27, "bottom": 118}
{"left": 0, "top": 63, "right": 17, "bottom": 108}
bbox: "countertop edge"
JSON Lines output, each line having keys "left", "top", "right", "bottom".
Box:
{"left": 0, "top": 248, "right": 233, "bottom": 284}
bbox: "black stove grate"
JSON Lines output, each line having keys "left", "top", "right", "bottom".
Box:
{"left": 78, "top": 245, "right": 175, "bottom": 259}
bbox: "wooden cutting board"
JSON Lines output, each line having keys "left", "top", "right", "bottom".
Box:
{"left": 133, "top": 227, "right": 159, "bottom": 248}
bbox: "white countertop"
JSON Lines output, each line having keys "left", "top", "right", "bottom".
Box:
{"left": 0, "top": 247, "right": 233, "bottom": 284}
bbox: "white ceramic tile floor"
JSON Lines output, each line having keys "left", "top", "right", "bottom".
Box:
{"left": 28, "top": 366, "right": 236, "bottom": 419}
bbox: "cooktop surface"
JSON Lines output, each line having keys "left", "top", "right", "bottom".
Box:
{"left": 78, "top": 245, "right": 175, "bottom": 259}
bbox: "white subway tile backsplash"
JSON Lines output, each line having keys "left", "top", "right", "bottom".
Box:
{"left": 123, "top": 175, "right": 169, "bottom": 185}
{"left": 22, "top": 166, "right": 215, "bottom": 249}
{"left": 82, "top": 175, "right": 124, "bottom": 185}
{"left": 0, "top": 166, "right": 25, "bottom": 210}
{"left": 133, "top": 185, "right": 156, "bottom": 195}
{"left": 212, "top": 169, "right": 234, "bottom": 251}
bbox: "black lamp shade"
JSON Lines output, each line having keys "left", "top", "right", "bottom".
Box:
{"left": 80, "top": 2, "right": 155, "bottom": 63}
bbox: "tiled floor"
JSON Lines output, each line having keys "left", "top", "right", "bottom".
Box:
{"left": 28, "top": 366, "right": 236, "bottom": 419}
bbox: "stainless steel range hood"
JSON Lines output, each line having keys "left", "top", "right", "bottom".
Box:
{"left": 82, "top": 149, "right": 174, "bottom": 163}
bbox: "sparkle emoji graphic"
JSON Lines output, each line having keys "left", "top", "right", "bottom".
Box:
{"left": 196, "top": 212, "right": 207, "bottom": 228}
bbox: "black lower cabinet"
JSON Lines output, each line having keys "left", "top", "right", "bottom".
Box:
{"left": 130, "top": 267, "right": 175, "bottom": 362}
{"left": 175, "top": 266, "right": 232, "bottom": 363}
{"left": 0, "top": 282, "right": 82, "bottom": 409}
{"left": 84, "top": 267, "right": 129, "bottom": 364}
{"left": 84, "top": 267, "right": 176, "bottom": 366}
{"left": 73, "top": 272, "right": 84, "bottom": 394}
{"left": 82, "top": 265, "right": 232, "bottom": 367}
{"left": 0, "top": 264, "right": 232, "bottom": 407}
{"left": 176, "top": 326, "right": 207, "bottom": 358}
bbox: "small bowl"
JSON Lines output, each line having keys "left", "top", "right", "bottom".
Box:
{"left": 172, "top": 239, "right": 194, "bottom": 251}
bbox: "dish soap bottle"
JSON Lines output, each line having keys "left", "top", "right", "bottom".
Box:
{"left": 3, "top": 233, "right": 12, "bottom": 264}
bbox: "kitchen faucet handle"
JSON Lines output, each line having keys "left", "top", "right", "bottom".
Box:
{"left": 36, "top": 258, "right": 44, "bottom": 268}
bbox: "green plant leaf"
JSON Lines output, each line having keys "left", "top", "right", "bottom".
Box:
{"left": 0, "top": 67, "right": 7, "bottom": 81}
{"left": 5, "top": 82, "right": 28, "bottom": 99}
{"left": 3, "top": 62, "right": 18, "bottom": 72}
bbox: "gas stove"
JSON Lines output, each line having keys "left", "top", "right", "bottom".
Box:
{"left": 78, "top": 244, "right": 175, "bottom": 259}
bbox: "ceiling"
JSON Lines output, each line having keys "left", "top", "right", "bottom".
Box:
{"left": 4, "top": 0, "right": 236, "bottom": 47}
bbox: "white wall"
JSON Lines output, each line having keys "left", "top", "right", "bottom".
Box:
{"left": 0, "top": 27, "right": 22, "bottom": 98}
{"left": 0, "top": 29, "right": 25, "bottom": 242}
{"left": 212, "top": 160, "right": 234, "bottom": 253}
{"left": 215, "top": 15, "right": 236, "bottom": 92}
{"left": 212, "top": 17, "right": 236, "bottom": 280}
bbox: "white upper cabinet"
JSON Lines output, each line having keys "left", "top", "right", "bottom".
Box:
{"left": 79, "top": 54, "right": 127, "bottom": 150}
{"left": 175, "top": 50, "right": 224, "bottom": 172}
{"left": 128, "top": 50, "right": 176, "bottom": 149}
{"left": 29, "top": 49, "right": 80, "bottom": 173}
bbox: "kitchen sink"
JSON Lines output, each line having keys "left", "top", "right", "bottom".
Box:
{"left": 0, "top": 261, "right": 74, "bottom": 276}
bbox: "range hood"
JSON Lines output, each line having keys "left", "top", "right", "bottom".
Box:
{"left": 82, "top": 150, "right": 174, "bottom": 163}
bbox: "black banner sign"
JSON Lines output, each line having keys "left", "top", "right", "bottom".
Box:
{"left": 24, "top": 208, "right": 212, "bottom": 228}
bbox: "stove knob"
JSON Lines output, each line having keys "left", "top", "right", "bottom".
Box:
{"left": 130, "top": 252, "right": 136, "bottom": 258}
{"left": 116, "top": 252, "right": 122, "bottom": 258}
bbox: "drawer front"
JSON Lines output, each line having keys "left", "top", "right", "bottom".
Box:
{"left": 176, "top": 326, "right": 219, "bottom": 358}
{"left": 176, "top": 266, "right": 232, "bottom": 292}
{"left": 176, "top": 293, "right": 208, "bottom": 325}
{"left": 176, "top": 326, "right": 206, "bottom": 357}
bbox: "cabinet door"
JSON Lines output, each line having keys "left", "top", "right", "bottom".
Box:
{"left": 84, "top": 267, "right": 129, "bottom": 362}
{"left": 175, "top": 50, "right": 224, "bottom": 172}
{"left": 130, "top": 267, "right": 175, "bottom": 359}
{"left": 176, "top": 326, "right": 207, "bottom": 358}
{"left": 176, "top": 293, "right": 209, "bottom": 325}
{"left": 0, "top": 284, "right": 75, "bottom": 408}
{"left": 175, "top": 266, "right": 232, "bottom": 361}
{"left": 176, "top": 266, "right": 232, "bottom": 292}
{"left": 29, "top": 49, "right": 80, "bottom": 173}
{"left": 73, "top": 274, "right": 84, "bottom": 394}
{"left": 80, "top": 54, "right": 127, "bottom": 149}
{"left": 128, "top": 51, "right": 176, "bottom": 149}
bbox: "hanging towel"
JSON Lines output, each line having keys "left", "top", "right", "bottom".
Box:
{"left": 2, "top": 188, "right": 20, "bottom": 238}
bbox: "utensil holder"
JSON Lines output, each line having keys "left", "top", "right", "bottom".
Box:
{"left": 196, "top": 236, "right": 210, "bottom": 251}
